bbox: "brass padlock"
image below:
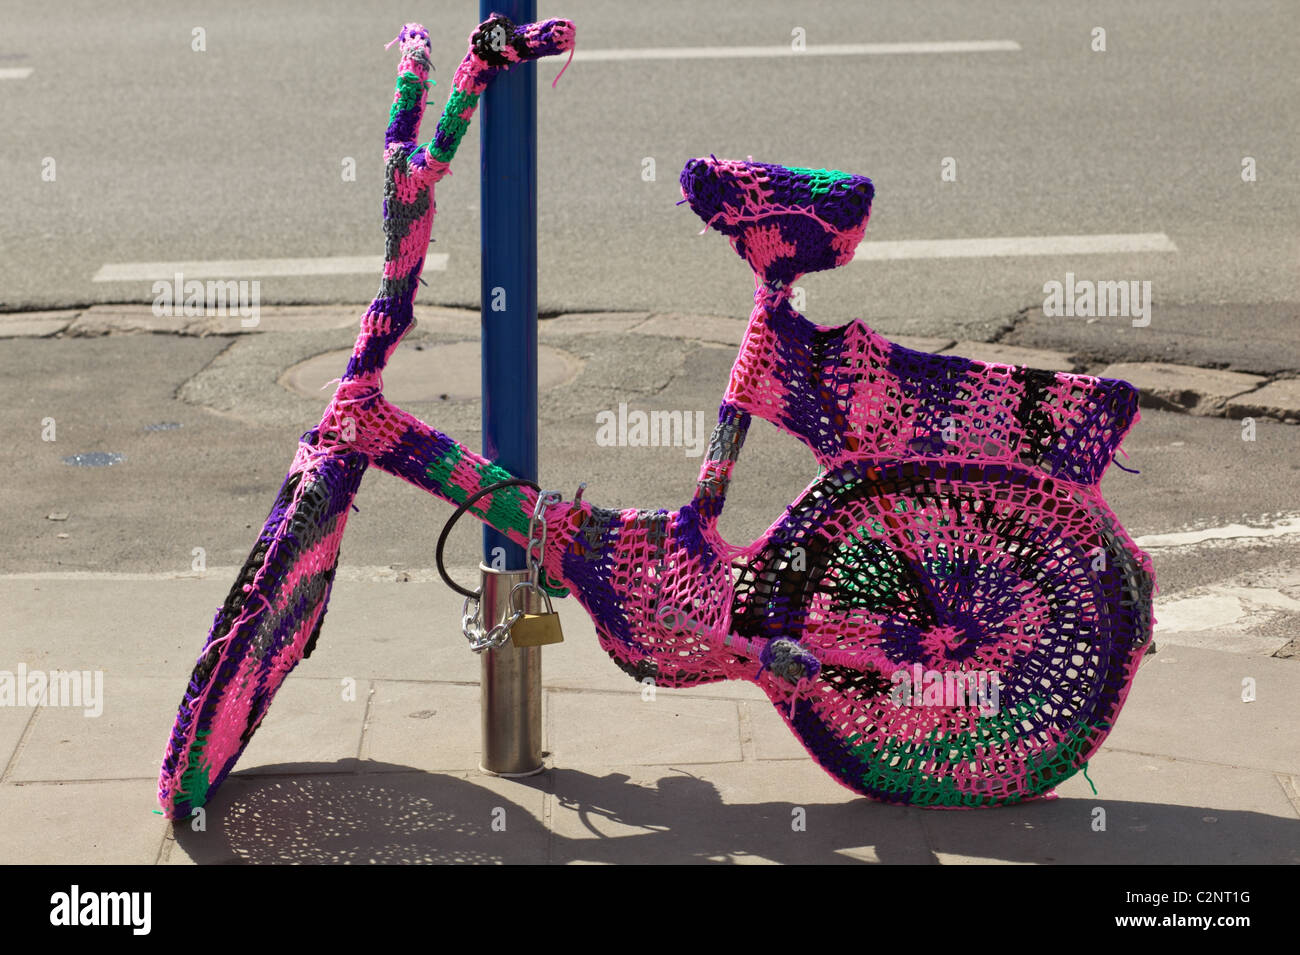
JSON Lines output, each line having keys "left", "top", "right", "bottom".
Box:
{"left": 508, "top": 583, "right": 565, "bottom": 647}
{"left": 511, "top": 611, "right": 565, "bottom": 647}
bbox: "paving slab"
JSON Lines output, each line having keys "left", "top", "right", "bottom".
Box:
{"left": 0, "top": 319, "right": 72, "bottom": 337}
{"left": 408, "top": 305, "right": 478, "bottom": 336}
{"left": 66, "top": 305, "right": 189, "bottom": 336}
{"left": 1153, "top": 587, "right": 1300, "bottom": 656}
{"left": 0, "top": 577, "right": 229, "bottom": 679}
{"left": 1099, "top": 361, "right": 1267, "bottom": 414}
{"left": 0, "top": 309, "right": 80, "bottom": 325}
{"left": 361, "top": 681, "right": 485, "bottom": 772}
{"left": 0, "top": 310, "right": 76, "bottom": 337}
{"left": 65, "top": 303, "right": 368, "bottom": 337}
{"left": 0, "top": 780, "right": 167, "bottom": 864}
{"left": 233, "top": 677, "right": 370, "bottom": 776}
{"left": 547, "top": 688, "right": 743, "bottom": 766}
{"left": 0, "top": 574, "right": 763, "bottom": 700}
{"left": 1227, "top": 378, "right": 1300, "bottom": 421}
{"left": 266, "top": 576, "right": 481, "bottom": 685}
{"left": 0, "top": 707, "right": 34, "bottom": 779}
{"left": 745, "top": 698, "right": 817, "bottom": 761}
{"left": 170, "top": 306, "right": 366, "bottom": 336}
{"left": 9, "top": 676, "right": 177, "bottom": 783}
{"left": 0, "top": 575, "right": 481, "bottom": 684}
{"left": 1154, "top": 629, "right": 1292, "bottom": 656}
{"left": 920, "top": 750, "right": 1300, "bottom": 865}
{"left": 1103, "top": 645, "right": 1300, "bottom": 774}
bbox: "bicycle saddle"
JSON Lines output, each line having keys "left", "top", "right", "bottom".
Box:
{"left": 680, "top": 156, "right": 873, "bottom": 286}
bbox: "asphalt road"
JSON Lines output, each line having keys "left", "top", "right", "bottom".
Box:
{"left": 3, "top": 315, "right": 1299, "bottom": 600}
{"left": 2, "top": 0, "right": 1297, "bottom": 354}
{"left": 1, "top": 2, "right": 1297, "bottom": 654}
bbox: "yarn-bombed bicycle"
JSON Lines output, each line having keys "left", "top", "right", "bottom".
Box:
{"left": 159, "top": 14, "right": 1155, "bottom": 820}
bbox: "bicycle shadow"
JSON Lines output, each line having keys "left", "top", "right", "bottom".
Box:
{"left": 171, "top": 760, "right": 1300, "bottom": 864}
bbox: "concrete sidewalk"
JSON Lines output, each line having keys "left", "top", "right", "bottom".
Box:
{"left": 2, "top": 302, "right": 1298, "bottom": 864}
{"left": 1, "top": 573, "right": 1296, "bottom": 865}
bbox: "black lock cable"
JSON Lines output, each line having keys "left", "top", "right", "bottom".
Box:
{"left": 434, "top": 477, "right": 542, "bottom": 600}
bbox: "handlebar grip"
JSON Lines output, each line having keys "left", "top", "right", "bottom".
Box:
{"left": 454, "top": 15, "right": 576, "bottom": 94}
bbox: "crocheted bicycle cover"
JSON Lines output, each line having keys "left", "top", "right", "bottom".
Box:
{"left": 158, "top": 16, "right": 576, "bottom": 819}
{"left": 161, "top": 34, "right": 1152, "bottom": 814}
{"left": 520, "top": 157, "right": 1155, "bottom": 807}
{"left": 325, "top": 157, "right": 1155, "bottom": 809}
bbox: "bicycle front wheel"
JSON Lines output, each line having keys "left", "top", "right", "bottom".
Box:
{"left": 158, "top": 437, "right": 368, "bottom": 820}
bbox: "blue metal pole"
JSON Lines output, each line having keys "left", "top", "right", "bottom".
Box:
{"left": 478, "top": 0, "right": 543, "bottom": 777}
{"left": 480, "top": 0, "right": 538, "bottom": 571}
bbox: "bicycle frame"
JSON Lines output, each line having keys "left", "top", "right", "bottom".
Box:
{"left": 160, "top": 17, "right": 1154, "bottom": 820}
{"left": 158, "top": 15, "right": 576, "bottom": 819}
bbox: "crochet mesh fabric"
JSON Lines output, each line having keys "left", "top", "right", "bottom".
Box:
{"left": 158, "top": 16, "right": 577, "bottom": 820}
{"left": 536, "top": 157, "right": 1155, "bottom": 807}
{"left": 160, "top": 40, "right": 1153, "bottom": 817}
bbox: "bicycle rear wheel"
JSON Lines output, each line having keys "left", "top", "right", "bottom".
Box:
{"left": 732, "top": 457, "right": 1154, "bottom": 807}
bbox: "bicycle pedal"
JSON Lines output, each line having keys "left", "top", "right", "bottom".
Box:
{"left": 511, "top": 611, "right": 565, "bottom": 647}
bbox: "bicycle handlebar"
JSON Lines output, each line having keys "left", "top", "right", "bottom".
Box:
{"left": 454, "top": 14, "right": 577, "bottom": 94}
{"left": 411, "top": 15, "right": 575, "bottom": 176}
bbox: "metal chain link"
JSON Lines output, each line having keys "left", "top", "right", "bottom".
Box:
{"left": 459, "top": 488, "right": 563, "bottom": 653}
{"left": 527, "top": 490, "right": 562, "bottom": 591}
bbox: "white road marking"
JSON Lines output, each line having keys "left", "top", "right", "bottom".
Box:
{"left": 92, "top": 255, "right": 448, "bottom": 282}
{"left": 566, "top": 40, "right": 1020, "bottom": 63}
{"left": 854, "top": 233, "right": 1178, "bottom": 261}
{"left": 0, "top": 67, "right": 34, "bottom": 79}
{"left": 1135, "top": 514, "right": 1300, "bottom": 549}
